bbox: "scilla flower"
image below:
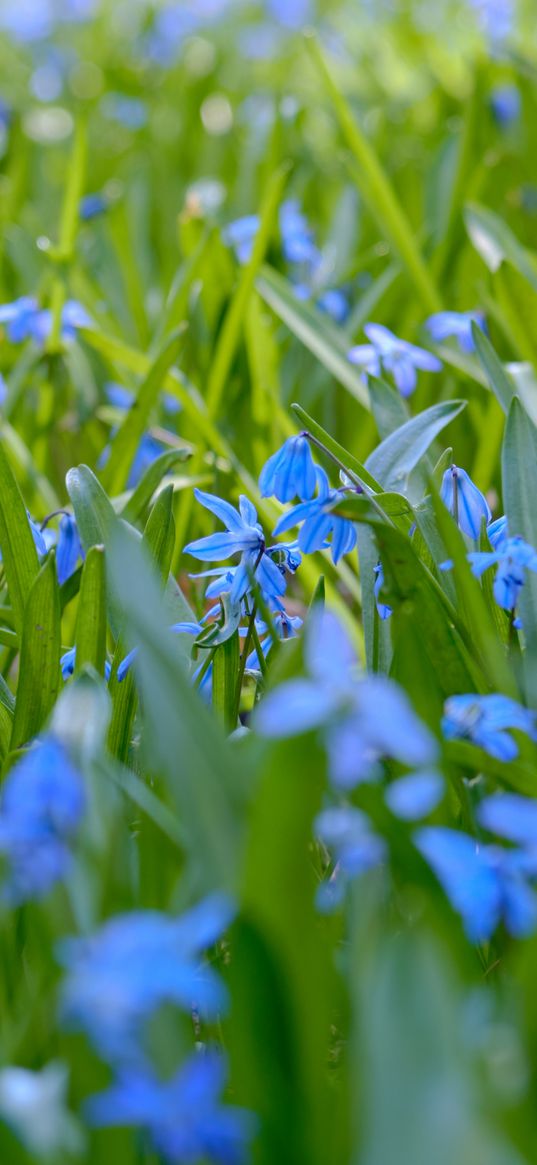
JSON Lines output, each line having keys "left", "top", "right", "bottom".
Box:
{"left": 348, "top": 323, "right": 442, "bottom": 397}
{"left": 184, "top": 490, "right": 285, "bottom": 604}
{"left": 426, "top": 311, "right": 486, "bottom": 353}
{"left": 272, "top": 466, "right": 357, "bottom": 565}
{"left": 440, "top": 465, "right": 491, "bottom": 539}
{"left": 442, "top": 693, "right": 537, "bottom": 760}
{"left": 259, "top": 433, "right": 317, "bottom": 502}
{"left": 468, "top": 535, "right": 537, "bottom": 611}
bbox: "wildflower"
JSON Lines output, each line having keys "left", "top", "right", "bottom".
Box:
{"left": 59, "top": 894, "right": 235, "bottom": 1067}
{"left": 440, "top": 464, "right": 491, "bottom": 539}
{"left": 467, "top": 535, "right": 537, "bottom": 611}
{"left": 279, "top": 199, "right": 319, "bottom": 267}
{"left": 442, "top": 693, "right": 537, "bottom": 760}
{"left": 348, "top": 323, "right": 442, "bottom": 397}
{"left": 487, "top": 514, "right": 508, "bottom": 549}
{"left": 259, "top": 433, "right": 317, "bottom": 502}
{"left": 477, "top": 791, "right": 537, "bottom": 848}
{"left": 373, "top": 562, "right": 392, "bottom": 620}
{"left": 79, "top": 192, "right": 108, "bottom": 221}
{"left": 60, "top": 647, "right": 111, "bottom": 683}
{"left": 56, "top": 515, "right": 84, "bottom": 586}
{"left": 245, "top": 611, "right": 303, "bottom": 671}
{"left": 0, "top": 296, "right": 39, "bottom": 343}
{"left": 0, "top": 297, "right": 90, "bottom": 346}
{"left": 222, "top": 215, "right": 259, "bottom": 264}
{"left": 316, "top": 287, "right": 349, "bottom": 324}
{"left": 27, "top": 512, "right": 47, "bottom": 557}
{"left": 272, "top": 466, "right": 357, "bottom": 565}
{"left": 415, "top": 825, "right": 537, "bottom": 941}
{"left": 384, "top": 770, "right": 445, "bottom": 821}
{"left": 490, "top": 84, "right": 521, "bottom": 126}
{"left": 0, "top": 1063, "right": 82, "bottom": 1157}
{"left": 87, "top": 1050, "right": 256, "bottom": 1165}
{"left": 426, "top": 311, "right": 486, "bottom": 353}
{"left": 256, "top": 608, "right": 437, "bottom": 789}
{"left": 0, "top": 736, "right": 85, "bottom": 904}
{"left": 184, "top": 490, "right": 286, "bottom": 605}
{"left": 315, "top": 806, "right": 386, "bottom": 912}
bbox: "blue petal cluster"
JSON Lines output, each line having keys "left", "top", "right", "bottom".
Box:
{"left": 0, "top": 297, "right": 90, "bottom": 345}
{"left": 426, "top": 311, "right": 486, "bottom": 353}
{"left": 348, "top": 322, "right": 442, "bottom": 397}
{"left": 259, "top": 434, "right": 316, "bottom": 502}
{"left": 0, "top": 736, "right": 85, "bottom": 904}
{"left": 440, "top": 464, "right": 491, "bottom": 539}
{"left": 442, "top": 693, "right": 537, "bottom": 760}
{"left": 468, "top": 535, "right": 537, "bottom": 611}
{"left": 272, "top": 466, "right": 357, "bottom": 565}
{"left": 56, "top": 515, "right": 84, "bottom": 586}
{"left": 184, "top": 490, "right": 287, "bottom": 605}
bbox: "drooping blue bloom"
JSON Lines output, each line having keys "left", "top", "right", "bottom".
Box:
{"left": 27, "top": 512, "right": 47, "bottom": 557}
{"left": 60, "top": 647, "right": 111, "bottom": 683}
{"left": 442, "top": 693, "right": 537, "bottom": 760}
{"left": 315, "top": 805, "right": 386, "bottom": 912}
{"left": 490, "top": 84, "right": 521, "bottom": 126}
{"left": 384, "top": 770, "right": 445, "bottom": 821}
{"left": 0, "top": 736, "right": 85, "bottom": 905}
{"left": 373, "top": 562, "right": 392, "bottom": 620}
{"left": 272, "top": 466, "right": 357, "bottom": 565}
{"left": 467, "top": 535, "right": 537, "bottom": 611}
{"left": 426, "top": 310, "right": 486, "bottom": 354}
{"left": 415, "top": 825, "right": 537, "bottom": 941}
{"left": 440, "top": 465, "right": 491, "bottom": 539}
{"left": 348, "top": 323, "right": 442, "bottom": 397}
{"left": 259, "top": 433, "right": 317, "bottom": 502}
{"left": 245, "top": 611, "right": 303, "bottom": 671}
{"left": 59, "top": 894, "right": 235, "bottom": 1067}
{"left": 487, "top": 514, "right": 508, "bottom": 549}
{"left": 279, "top": 199, "right": 319, "bottom": 268}
{"left": 56, "top": 515, "right": 84, "bottom": 586}
{"left": 184, "top": 490, "right": 286, "bottom": 605}
{"left": 256, "top": 607, "right": 438, "bottom": 789}
{"left": 86, "top": 1050, "right": 256, "bottom": 1165}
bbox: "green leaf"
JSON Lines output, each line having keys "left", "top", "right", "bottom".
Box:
{"left": 142, "top": 485, "right": 176, "bottom": 582}
{"left": 366, "top": 400, "right": 466, "bottom": 492}
{"left": 465, "top": 202, "right": 537, "bottom": 292}
{"left": 120, "top": 448, "right": 192, "bottom": 523}
{"left": 257, "top": 265, "right": 370, "bottom": 409}
{"left": 471, "top": 324, "right": 514, "bottom": 414}
{"left": 368, "top": 375, "right": 409, "bottom": 439}
{"left": 291, "top": 402, "right": 381, "bottom": 491}
{"left": 11, "top": 556, "right": 61, "bottom": 749}
{"left": 502, "top": 397, "right": 537, "bottom": 703}
{"left": 74, "top": 546, "right": 107, "bottom": 678}
{"left": 66, "top": 464, "right": 118, "bottom": 553}
{"left": 212, "top": 632, "right": 240, "bottom": 733}
{"left": 0, "top": 439, "right": 40, "bottom": 634}
{"left": 100, "top": 329, "right": 185, "bottom": 495}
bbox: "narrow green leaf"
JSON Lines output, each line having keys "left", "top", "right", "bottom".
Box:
{"left": 11, "top": 556, "right": 61, "bottom": 749}
{"left": 291, "top": 403, "right": 381, "bottom": 491}
{"left": 465, "top": 202, "right": 537, "bottom": 291}
{"left": 212, "top": 632, "right": 240, "bottom": 733}
{"left": 366, "top": 400, "right": 466, "bottom": 492}
{"left": 0, "top": 439, "right": 40, "bottom": 634}
{"left": 66, "top": 464, "right": 118, "bottom": 553}
{"left": 120, "top": 448, "right": 192, "bottom": 523}
{"left": 75, "top": 546, "right": 107, "bottom": 678}
{"left": 502, "top": 398, "right": 537, "bottom": 703}
{"left": 471, "top": 324, "right": 514, "bottom": 414}
{"left": 142, "top": 485, "right": 176, "bottom": 582}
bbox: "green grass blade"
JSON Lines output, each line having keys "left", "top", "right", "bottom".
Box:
{"left": 11, "top": 555, "right": 61, "bottom": 749}
{"left": 0, "top": 439, "right": 40, "bottom": 634}
{"left": 75, "top": 545, "right": 107, "bottom": 678}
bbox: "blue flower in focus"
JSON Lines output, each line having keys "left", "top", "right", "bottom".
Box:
{"left": 27, "top": 512, "right": 47, "bottom": 557}
{"left": 259, "top": 433, "right": 317, "bottom": 502}
{"left": 87, "top": 1049, "right": 255, "bottom": 1165}
{"left": 487, "top": 514, "right": 508, "bottom": 549}
{"left": 59, "top": 894, "right": 235, "bottom": 1067}
{"left": 415, "top": 825, "right": 537, "bottom": 942}
{"left": 490, "top": 84, "right": 521, "bottom": 126}
{"left": 56, "top": 515, "right": 84, "bottom": 585}
{"left": 373, "top": 562, "right": 392, "bottom": 620}
{"left": 348, "top": 323, "right": 442, "bottom": 397}
{"left": 440, "top": 465, "right": 491, "bottom": 539}
{"left": 184, "top": 490, "right": 286, "bottom": 605}
{"left": 0, "top": 737, "right": 85, "bottom": 904}
{"left": 245, "top": 611, "right": 303, "bottom": 671}
{"left": 272, "top": 466, "right": 357, "bottom": 565}
{"left": 315, "top": 806, "right": 386, "bottom": 912}
{"left": 467, "top": 535, "right": 537, "bottom": 611}
{"left": 442, "top": 693, "right": 537, "bottom": 760}
{"left": 426, "top": 311, "right": 486, "bottom": 353}
{"left": 256, "top": 607, "right": 438, "bottom": 789}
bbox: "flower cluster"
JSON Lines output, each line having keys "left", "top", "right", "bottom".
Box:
{"left": 0, "top": 297, "right": 90, "bottom": 346}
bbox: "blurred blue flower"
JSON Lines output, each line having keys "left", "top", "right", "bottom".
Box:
{"left": 348, "top": 323, "right": 442, "bottom": 397}
{"left": 315, "top": 805, "right": 386, "bottom": 911}
{"left": 256, "top": 607, "right": 438, "bottom": 789}
{"left": 426, "top": 310, "right": 486, "bottom": 353}
{"left": 259, "top": 433, "right": 317, "bottom": 502}
{"left": 127, "top": 434, "right": 166, "bottom": 488}
{"left": 87, "top": 1049, "right": 256, "bottom": 1165}
{"left": 440, "top": 465, "right": 491, "bottom": 539}
{"left": 467, "top": 535, "right": 537, "bottom": 611}
{"left": 415, "top": 825, "right": 537, "bottom": 941}
{"left": 316, "top": 287, "right": 349, "bottom": 324}
{"left": 80, "top": 192, "right": 108, "bottom": 221}
{"left": 0, "top": 737, "right": 85, "bottom": 905}
{"left": 491, "top": 84, "right": 521, "bottom": 125}
{"left": 279, "top": 199, "right": 319, "bottom": 267}
{"left": 184, "top": 490, "right": 285, "bottom": 605}
{"left": 56, "top": 515, "right": 84, "bottom": 585}
{"left": 0, "top": 297, "right": 40, "bottom": 343}
{"left": 222, "top": 215, "right": 259, "bottom": 264}
{"left": 384, "top": 770, "right": 445, "bottom": 821}
{"left": 0, "top": 297, "right": 90, "bottom": 346}
{"left": 101, "top": 94, "right": 148, "bottom": 130}
{"left": 272, "top": 466, "right": 357, "bottom": 565}
{"left": 373, "top": 562, "right": 392, "bottom": 620}
{"left": 266, "top": 0, "right": 311, "bottom": 29}
{"left": 442, "top": 693, "right": 537, "bottom": 760}
{"left": 477, "top": 792, "right": 537, "bottom": 847}
{"left": 59, "top": 894, "right": 235, "bottom": 1067}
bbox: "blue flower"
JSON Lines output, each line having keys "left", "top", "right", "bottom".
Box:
{"left": 59, "top": 894, "right": 235, "bottom": 1067}
{"left": 279, "top": 199, "right": 319, "bottom": 268}
{"left": 426, "top": 311, "right": 486, "bottom": 354}
{"left": 315, "top": 806, "right": 386, "bottom": 912}
{"left": 27, "top": 512, "right": 47, "bottom": 557}
{"left": 184, "top": 490, "right": 285, "bottom": 605}
{"left": 487, "top": 514, "right": 508, "bottom": 549}
{"left": 256, "top": 607, "right": 438, "bottom": 789}
{"left": 79, "top": 192, "right": 108, "bottom": 221}
{"left": 373, "top": 562, "right": 392, "bottom": 620}
{"left": 222, "top": 215, "right": 259, "bottom": 264}
{"left": 384, "top": 770, "right": 445, "bottom": 821}
{"left": 272, "top": 467, "right": 357, "bottom": 565}
{"left": 56, "top": 515, "right": 84, "bottom": 586}
{"left": 316, "top": 288, "right": 349, "bottom": 324}
{"left": 467, "top": 535, "right": 537, "bottom": 611}
{"left": 117, "top": 622, "right": 202, "bottom": 683}
{"left": 477, "top": 792, "right": 537, "bottom": 847}
{"left": 259, "top": 433, "right": 317, "bottom": 502}
{"left": 415, "top": 825, "right": 537, "bottom": 942}
{"left": 490, "top": 84, "right": 521, "bottom": 126}
{"left": 442, "top": 693, "right": 537, "bottom": 760}
{"left": 86, "top": 1050, "right": 256, "bottom": 1165}
{"left": 61, "top": 647, "right": 111, "bottom": 683}
{"left": 0, "top": 736, "right": 85, "bottom": 904}
{"left": 0, "top": 296, "right": 39, "bottom": 343}
{"left": 348, "top": 323, "right": 442, "bottom": 397}
{"left": 0, "top": 297, "right": 90, "bottom": 346}
{"left": 245, "top": 611, "right": 303, "bottom": 671}
{"left": 440, "top": 465, "right": 491, "bottom": 539}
